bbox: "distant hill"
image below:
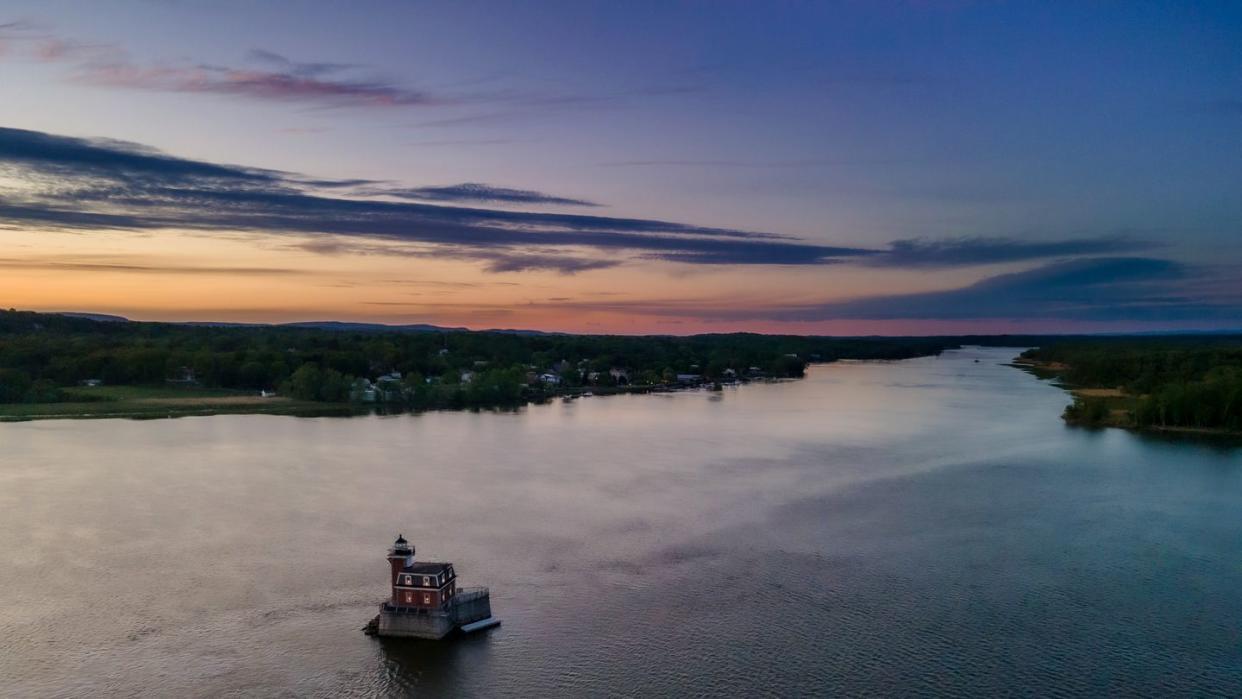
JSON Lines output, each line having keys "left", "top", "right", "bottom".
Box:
{"left": 49, "top": 312, "right": 1238, "bottom": 338}
{"left": 284, "top": 322, "right": 564, "bottom": 335}
{"left": 52, "top": 312, "right": 550, "bottom": 335}
{"left": 56, "top": 312, "right": 131, "bottom": 323}
{"left": 282, "top": 321, "right": 468, "bottom": 333}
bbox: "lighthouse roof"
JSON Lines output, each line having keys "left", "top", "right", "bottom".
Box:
{"left": 394, "top": 534, "right": 408, "bottom": 545}
{"left": 397, "top": 561, "right": 452, "bottom": 576}
{"left": 394, "top": 561, "right": 456, "bottom": 590}
{"left": 400, "top": 561, "right": 453, "bottom": 575}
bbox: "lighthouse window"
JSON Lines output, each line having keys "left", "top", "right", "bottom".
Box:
{"left": 422, "top": 576, "right": 430, "bottom": 586}
{"left": 423, "top": 593, "right": 431, "bottom": 604}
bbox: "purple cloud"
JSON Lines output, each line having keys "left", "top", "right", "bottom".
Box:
{"left": 369, "top": 183, "right": 600, "bottom": 207}
{"left": 867, "top": 236, "right": 1159, "bottom": 268}
{"left": 0, "top": 23, "right": 442, "bottom": 109}
{"left": 0, "top": 126, "right": 860, "bottom": 273}
{"left": 0, "top": 126, "right": 1181, "bottom": 279}
{"left": 524, "top": 258, "right": 1242, "bottom": 324}
{"left": 73, "top": 61, "right": 441, "bottom": 108}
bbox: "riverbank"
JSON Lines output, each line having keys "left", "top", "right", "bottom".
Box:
{"left": 7, "top": 346, "right": 1240, "bottom": 697}
{"left": 1010, "top": 357, "right": 1242, "bottom": 438}
{"left": 0, "top": 379, "right": 728, "bottom": 422}
{"left": 0, "top": 385, "right": 340, "bottom": 422}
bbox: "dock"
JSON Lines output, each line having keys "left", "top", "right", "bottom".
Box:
{"left": 460, "top": 616, "right": 501, "bottom": 634}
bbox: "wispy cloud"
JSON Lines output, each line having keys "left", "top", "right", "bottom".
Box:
{"left": 0, "top": 126, "right": 862, "bottom": 272}
{"left": 525, "top": 257, "right": 1242, "bottom": 325}
{"left": 0, "top": 20, "right": 40, "bottom": 34}
{"left": 76, "top": 57, "right": 441, "bottom": 109}
{"left": 600, "top": 158, "right": 839, "bottom": 169}
{"left": 471, "top": 251, "right": 619, "bottom": 274}
{"left": 244, "top": 48, "right": 355, "bottom": 79}
{"left": 0, "top": 23, "right": 442, "bottom": 109}
{"left": 0, "top": 126, "right": 1177, "bottom": 279}
{"left": 0, "top": 255, "right": 305, "bottom": 275}
{"left": 2, "top": 22, "right": 704, "bottom": 117}
{"left": 292, "top": 238, "right": 619, "bottom": 275}
{"left": 205, "top": 257, "right": 1240, "bottom": 327}
{"left": 368, "top": 182, "right": 599, "bottom": 207}
{"left": 866, "top": 236, "right": 1159, "bottom": 268}
{"left": 767, "top": 257, "right": 1225, "bottom": 322}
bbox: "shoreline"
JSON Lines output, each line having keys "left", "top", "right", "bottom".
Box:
{"left": 0, "top": 397, "right": 348, "bottom": 422}
{"left": 10, "top": 354, "right": 1234, "bottom": 438}
{"left": 0, "top": 379, "right": 749, "bottom": 423}
{"left": 1010, "top": 357, "right": 1242, "bottom": 439}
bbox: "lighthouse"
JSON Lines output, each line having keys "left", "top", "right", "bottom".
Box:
{"left": 366, "top": 534, "right": 497, "bottom": 639}
{"left": 386, "top": 535, "right": 458, "bottom": 610}
{"left": 387, "top": 534, "right": 414, "bottom": 587}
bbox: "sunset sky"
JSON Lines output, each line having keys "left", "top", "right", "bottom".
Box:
{"left": 2, "top": 1, "right": 1240, "bottom": 334}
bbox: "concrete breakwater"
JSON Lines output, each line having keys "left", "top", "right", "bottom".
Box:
{"left": 368, "top": 587, "right": 493, "bottom": 640}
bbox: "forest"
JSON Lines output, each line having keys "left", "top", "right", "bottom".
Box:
{"left": 8, "top": 310, "right": 1240, "bottom": 429}
{"left": 0, "top": 309, "right": 970, "bottom": 411}
{"left": 1020, "top": 337, "right": 1242, "bottom": 433}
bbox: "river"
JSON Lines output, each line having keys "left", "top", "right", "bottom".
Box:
{"left": 2, "top": 347, "right": 1239, "bottom": 697}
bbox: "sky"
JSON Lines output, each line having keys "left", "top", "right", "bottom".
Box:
{"left": 1, "top": 1, "right": 1240, "bottom": 334}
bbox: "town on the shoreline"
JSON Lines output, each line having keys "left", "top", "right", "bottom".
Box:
{"left": 2, "top": 310, "right": 1240, "bottom": 436}
{"left": 0, "top": 309, "right": 952, "bottom": 417}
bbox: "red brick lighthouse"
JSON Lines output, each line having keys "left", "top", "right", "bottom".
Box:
{"left": 367, "top": 534, "right": 496, "bottom": 640}
{"left": 386, "top": 534, "right": 459, "bottom": 609}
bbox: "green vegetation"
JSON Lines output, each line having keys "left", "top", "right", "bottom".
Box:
{"left": 0, "top": 309, "right": 970, "bottom": 419}
{"left": 22, "top": 309, "right": 1239, "bottom": 432}
{"left": 61, "top": 385, "right": 239, "bottom": 401}
{"left": 1020, "top": 337, "right": 1242, "bottom": 433}
{"left": 1061, "top": 394, "right": 1116, "bottom": 427}
{"left": 0, "top": 384, "right": 329, "bottom": 421}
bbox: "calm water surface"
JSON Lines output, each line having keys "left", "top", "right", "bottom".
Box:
{"left": 2, "top": 347, "right": 1240, "bottom": 697}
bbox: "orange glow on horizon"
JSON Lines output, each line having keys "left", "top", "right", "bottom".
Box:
{"left": 3, "top": 229, "right": 1230, "bottom": 336}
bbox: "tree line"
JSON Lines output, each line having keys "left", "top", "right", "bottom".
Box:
{"left": 0, "top": 310, "right": 975, "bottom": 409}
{"left": 1022, "top": 337, "right": 1242, "bottom": 432}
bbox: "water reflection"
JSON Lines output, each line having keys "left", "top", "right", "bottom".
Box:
{"left": 376, "top": 636, "right": 472, "bottom": 695}
{"left": 1, "top": 347, "right": 1239, "bottom": 697}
